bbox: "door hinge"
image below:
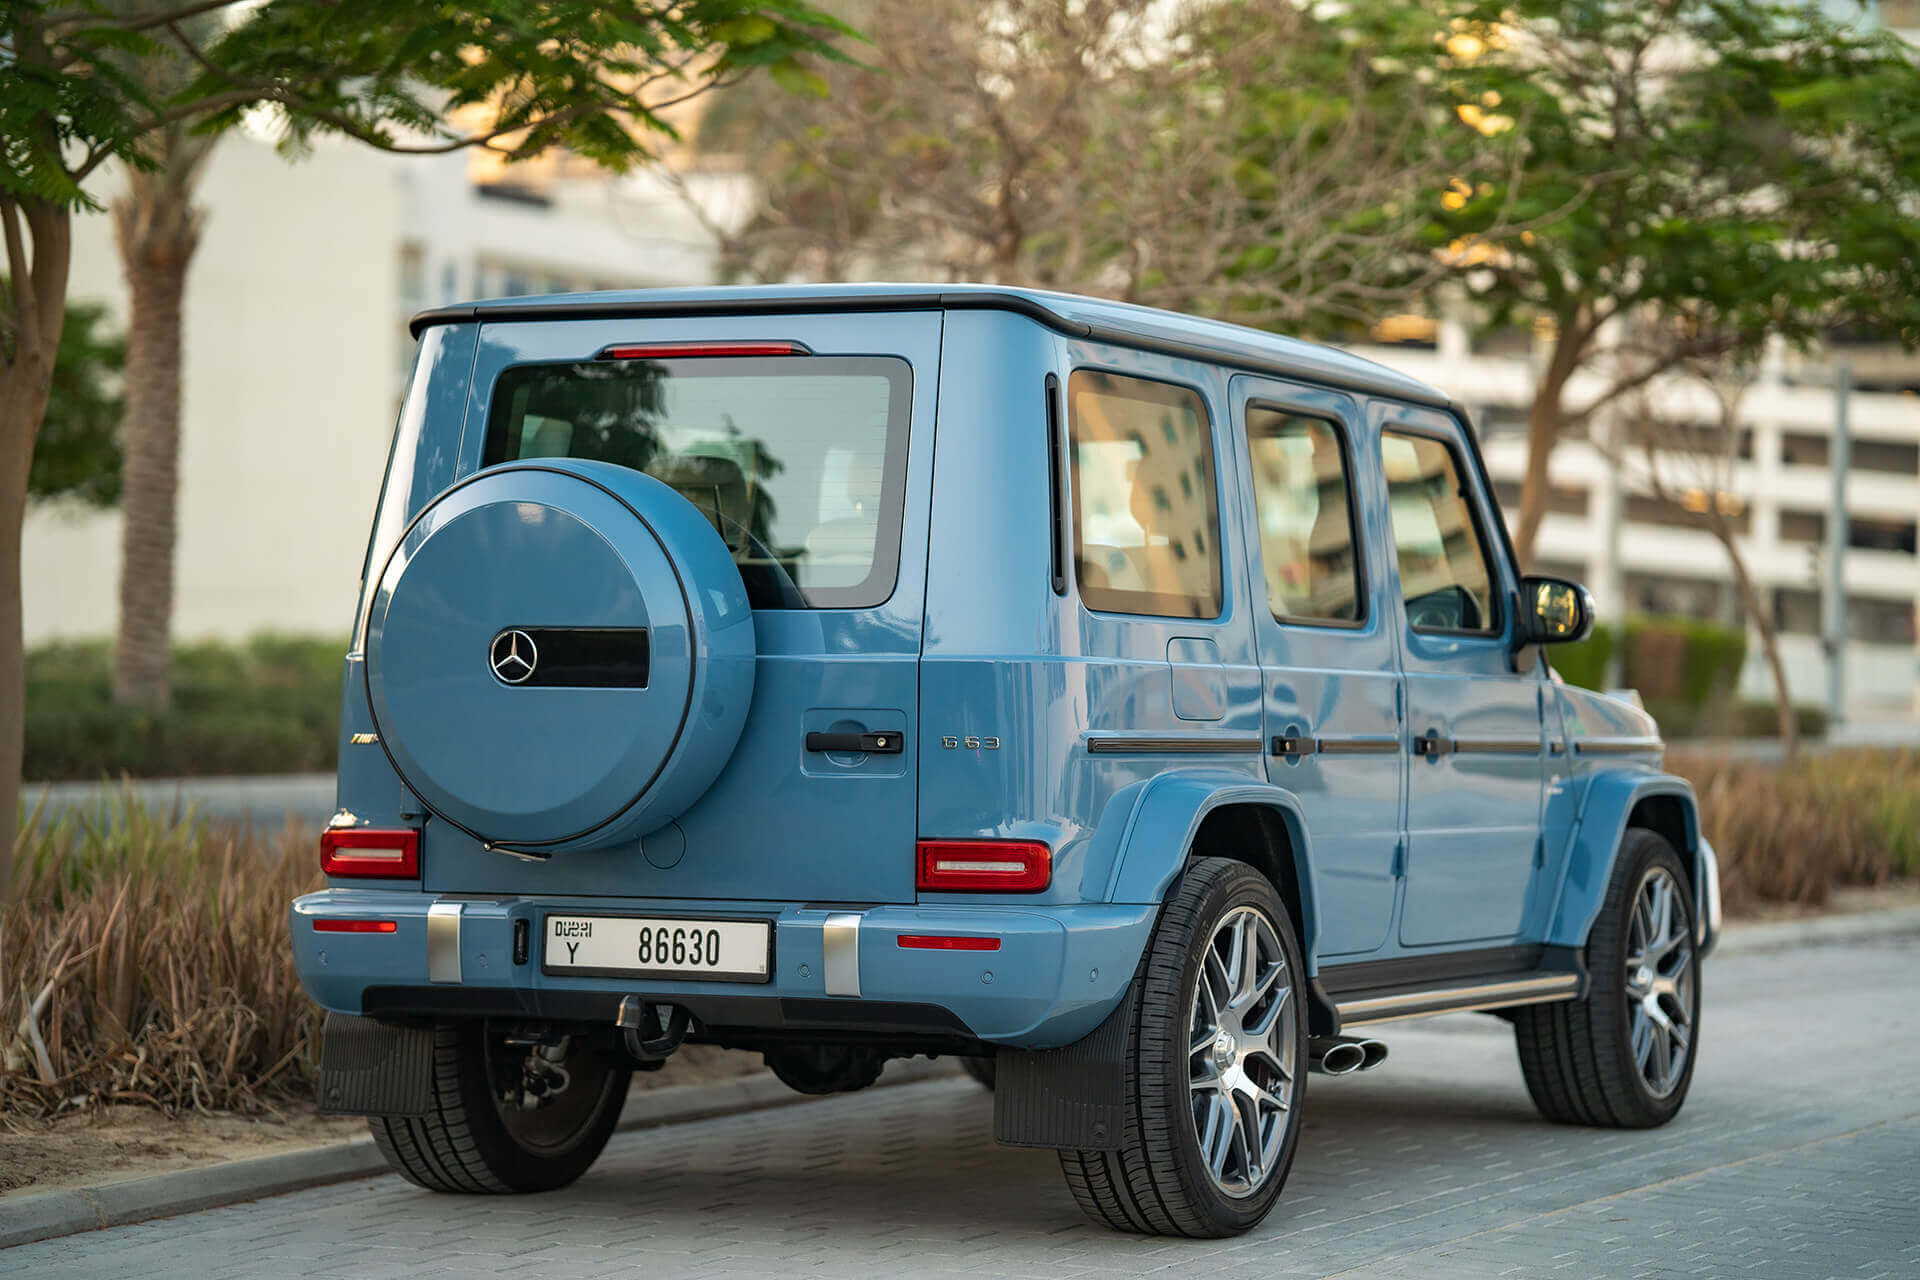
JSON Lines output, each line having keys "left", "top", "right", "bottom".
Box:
{"left": 1391, "top": 840, "right": 1406, "bottom": 878}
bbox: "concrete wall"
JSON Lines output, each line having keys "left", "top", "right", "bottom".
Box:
{"left": 26, "top": 135, "right": 407, "bottom": 643}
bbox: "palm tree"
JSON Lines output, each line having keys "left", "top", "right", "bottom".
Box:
{"left": 110, "top": 113, "right": 216, "bottom": 708}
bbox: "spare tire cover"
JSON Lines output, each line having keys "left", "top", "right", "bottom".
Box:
{"left": 364, "top": 459, "right": 755, "bottom": 850}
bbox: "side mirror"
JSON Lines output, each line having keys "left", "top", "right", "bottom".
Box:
{"left": 1521, "top": 575, "right": 1595, "bottom": 645}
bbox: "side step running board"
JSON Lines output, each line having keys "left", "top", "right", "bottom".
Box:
{"left": 1335, "top": 972, "right": 1580, "bottom": 1028}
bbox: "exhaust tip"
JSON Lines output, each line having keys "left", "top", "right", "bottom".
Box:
{"left": 1317, "top": 1042, "right": 1365, "bottom": 1076}
{"left": 1358, "top": 1038, "right": 1389, "bottom": 1071}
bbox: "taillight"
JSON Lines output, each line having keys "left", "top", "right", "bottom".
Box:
{"left": 897, "top": 934, "right": 1001, "bottom": 951}
{"left": 320, "top": 828, "right": 420, "bottom": 879}
{"left": 597, "top": 341, "right": 808, "bottom": 360}
{"left": 313, "top": 918, "right": 398, "bottom": 934}
{"left": 916, "top": 839, "right": 1051, "bottom": 893}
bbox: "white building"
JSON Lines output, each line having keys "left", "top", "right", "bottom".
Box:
{"left": 26, "top": 133, "right": 734, "bottom": 644}
{"left": 1352, "top": 325, "right": 1920, "bottom": 720}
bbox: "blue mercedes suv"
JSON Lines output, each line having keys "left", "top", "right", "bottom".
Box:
{"left": 295, "top": 284, "right": 1720, "bottom": 1237}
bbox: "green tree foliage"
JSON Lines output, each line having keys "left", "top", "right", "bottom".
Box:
{"left": 29, "top": 299, "right": 123, "bottom": 506}
{"left": 1425, "top": 0, "right": 1920, "bottom": 564}
{"left": 0, "top": 0, "right": 857, "bottom": 898}
{"left": 702, "top": 0, "right": 1513, "bottom": 335}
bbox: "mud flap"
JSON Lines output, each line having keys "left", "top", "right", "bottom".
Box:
{"left": 316, "top": 1012, "right": 435, "bottom": 1117}
{"left": 992, "top": 984, "right": 1135, "bottom": 1151}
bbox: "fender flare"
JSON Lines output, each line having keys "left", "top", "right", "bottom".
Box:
{"left": 1545, "top": 769, "right": 1703, "bottom": 949}
{"left": 1101, "top": 769, "right": 1320, "bottom": 960}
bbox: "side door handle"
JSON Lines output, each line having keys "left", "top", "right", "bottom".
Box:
{"left": 1413, "top": 729, "right": 1455, "bottom": 758}
{"left": 805, "top": 731, "right": 904, "bottom": 755}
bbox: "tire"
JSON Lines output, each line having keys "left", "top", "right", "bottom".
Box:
{"left": 1059, "top": 857, "right": 1309, "bottom": 1238}
{"left": 961, "top": 1055, "right": 997, "bottom": 1090}
{"left": 370, "top": 1021, "right": 629, "bottom": 1193}
{"left": 1513, "top": 829, "right": 1701, "bottom": 1128}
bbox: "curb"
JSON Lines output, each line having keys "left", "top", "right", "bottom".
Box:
{"left": 0, "top": 1058, "right": 960, "bottom": 1251}
{"left": 1716, "top": 902, "right": 1920, "bottom": 956}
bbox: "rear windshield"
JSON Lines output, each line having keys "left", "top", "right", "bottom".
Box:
{"left": 482, "top": 356, "right": 911, "bottom": 609}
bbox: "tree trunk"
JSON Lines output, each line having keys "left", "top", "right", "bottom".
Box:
{"left": 1512, "top": 324, "right": 1583, "bottom": 571}
{"left": 1511, "top": 373, "right": 1563, "bottom": 570}
{"left": 0, "top": 197, "right": 73, "bottom": 905}
{"left": 110, "top": 140, "right": 211, "bottom": 710}
{"left": 1720, "top": 526, "right": 1798, "bottom": 759}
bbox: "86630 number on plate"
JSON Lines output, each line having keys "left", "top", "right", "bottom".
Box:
{"left": 542, "top": 914, "right": 771, "bottom": 982}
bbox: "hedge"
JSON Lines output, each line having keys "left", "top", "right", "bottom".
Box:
{"left": 25, "top": 635, "right": 344, "bottom": 780}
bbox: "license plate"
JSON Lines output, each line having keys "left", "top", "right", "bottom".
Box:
{"left": 543, "top": 914, "right": 772, "bottom": 982}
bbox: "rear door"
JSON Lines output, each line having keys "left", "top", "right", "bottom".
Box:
{"left": 1376, "top": 405, "right": 1547, "bottom": 947}
{"left": 1228, "top": 377, "right": 1402, "bottom": 959}
{"left": 421, "top": 310, "right": 941, "bottom": 903}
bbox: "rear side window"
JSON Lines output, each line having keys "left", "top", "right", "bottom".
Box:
{"left": 1246, "top": 409, "right": 1363, "bottom": 625}
{"left": 483, "top": 356, "right": 911, "bottom": 609}
{"left": 1382, "top": 431, "right": 1499, "bottom": 634}
{"left": 1068, "top": 371, "right": 1222, "bottom": 619}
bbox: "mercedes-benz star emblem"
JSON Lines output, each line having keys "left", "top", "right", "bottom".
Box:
{"left": 490, "top": 629, "right": 538, "bottom": 684}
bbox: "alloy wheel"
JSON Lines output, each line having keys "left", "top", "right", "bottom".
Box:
{"left": 1187, "top": 906, "right": 1298, "bottom": 1197}
{"left": 1624, "top": 866, "right": 1696, "bottom": 1097}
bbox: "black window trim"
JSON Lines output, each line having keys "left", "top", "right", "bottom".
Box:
{"left": 479, "top": 351, "right": 914, "bottom": 612}
{"left": 1242, "top": 398, "right": 1371, "bottom": 632}
{"left": 1065, "top": 365, "right": 1228, "bottom": 623}
{"left": 1380, "top": 419, "right": 1507, "bottom": 640}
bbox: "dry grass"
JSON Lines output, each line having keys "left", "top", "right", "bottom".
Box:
{"left": 2, "top": 796, "right": 323, "bottom": 1121}
{"left": 1670, "top": 747, "right": 1920, "bottom": 914}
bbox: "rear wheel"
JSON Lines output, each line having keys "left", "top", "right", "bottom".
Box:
{"left": 370, "top": 1021, "right": 629, "bottom": 1193}
{"left": 1060, "top": 857, "right": 1307, "bottom": 1237}
{"left": 960, "top": 1055, "right": 996, "bottom": 1090}
{"left": 1514, "top": 830, "right": 1701, "bottom": 1128}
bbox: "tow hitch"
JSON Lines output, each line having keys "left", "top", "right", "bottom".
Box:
{"left": 616, "top": 995, "right": 690, "bottom": 1066}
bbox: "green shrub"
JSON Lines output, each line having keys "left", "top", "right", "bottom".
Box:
{"left": 25, "top": 634, "right": 344, "bottom": 780}
{"left": 1547, "top": 622, "right": 1616, "bottom": 691}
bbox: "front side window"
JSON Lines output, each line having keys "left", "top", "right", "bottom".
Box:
{"left": 1069, "top": 371, "right": 1222, "bottom": 619}
{"left": 1382, "top": 431, "right": 1499, "bottom": 634}
{"left": 482, "top": 356, "right": 911, "bottom": 609}
{"left": 1246, "top": 409, "right": 1363, "bottom": 625}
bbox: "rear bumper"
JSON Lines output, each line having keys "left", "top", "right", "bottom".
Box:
{"left": 291, "top": 891, "right": 1155, "bottom": 1049}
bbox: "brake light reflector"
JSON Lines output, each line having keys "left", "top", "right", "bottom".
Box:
{"left": 320, "top": 828, "right": 420, "bottom": 879}
{"left": 313, "top": 918, "right": 398, "bottom": 934}
{"left": 897, "top": 934, "right": 1001, "bottom": 951}
{"left": 597, "top": 341, "right": 808, "bottom": 360}
{"left": 916, "top": 839, "right": 1051, "bottom": 892}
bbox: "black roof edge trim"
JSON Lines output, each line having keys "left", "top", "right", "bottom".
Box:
{"left": 408, "top": 290, "right": 1449, "bottom": 410}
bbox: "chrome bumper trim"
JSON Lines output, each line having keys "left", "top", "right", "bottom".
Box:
{"left": 427, "top": 902, "right": 463, "bottom": 984}
{"left": 822, "top": 912, "right": 862, "bottom": 997}
{"left": 1696, "top": 836, "right": 1723, "bottom": 956}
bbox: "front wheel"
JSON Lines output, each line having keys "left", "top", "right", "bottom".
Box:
{"left": 370, "top": 1021, "right": 630, "bottom": 1193}
{"left": 1060, "top": 857, "right": 1308, "bottom": 1237}
{"left": 1513, "top": 830, "right": 1701, "bottom": 1127}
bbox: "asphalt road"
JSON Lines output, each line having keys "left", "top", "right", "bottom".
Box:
{"left": 6, "top": 933, "right": 1916, "bottom": 1279}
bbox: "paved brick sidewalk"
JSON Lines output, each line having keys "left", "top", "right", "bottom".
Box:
{"left": 7, "top": 936, "right": 1915, "bottom": 1278}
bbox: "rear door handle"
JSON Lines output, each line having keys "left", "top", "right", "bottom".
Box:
{"left": 1413, "top": 729, "right": 1455, "bottom": 757}
{"left": 805, "top": 731, "right": 904, "bottom": 755}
